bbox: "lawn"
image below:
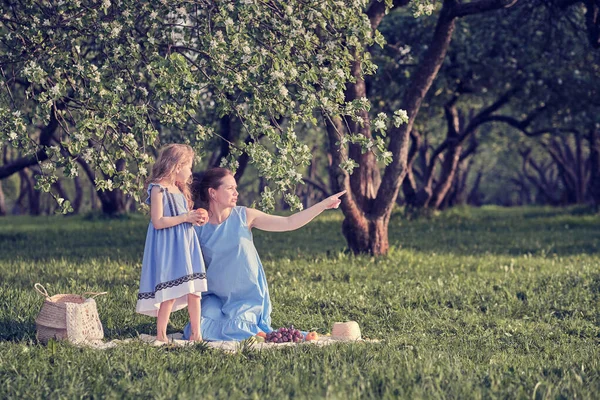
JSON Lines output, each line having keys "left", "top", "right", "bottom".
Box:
{"left": 0, "top": 206, "right": 598, "bottom": 399}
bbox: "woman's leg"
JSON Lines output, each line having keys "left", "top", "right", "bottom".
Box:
{"left": 187, "top": 294, "right": 202, "bottom": 341}
{"left": 156, "top": 299, "right": 176, "bottom": 342}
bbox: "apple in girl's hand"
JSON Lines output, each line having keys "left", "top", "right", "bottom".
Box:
{"left": 305, "top": 331, "right": 319, "bottom": 341}
{"left": 256, "top": 331, "right": 267, "bottom": 339}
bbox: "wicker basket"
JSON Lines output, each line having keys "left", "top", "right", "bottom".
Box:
{"left": 34, "top": 283, "right": 106, "bottom": 344}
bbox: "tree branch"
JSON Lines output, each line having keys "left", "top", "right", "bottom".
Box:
{"left": 302, "top": 177, "right": 330, "bottom": 197}
{"left": 0, "top": 114, "right": 58, "bottom": 180}
{"left": 367, "top": 0, "right": 410, "bottom": 30}
{"left": 375, "top": 1, "right": 457, "bottom": 218}
{"left": 451, "top": 0, "right": 519, "bottom": 18}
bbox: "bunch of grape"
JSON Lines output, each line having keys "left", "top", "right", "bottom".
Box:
{"left": 265, "top": 325, "right": 303, "bottom": 343}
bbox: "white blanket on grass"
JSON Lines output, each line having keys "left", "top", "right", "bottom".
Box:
{"left": 73, "top": 332, "right": 379, "bottom": 351}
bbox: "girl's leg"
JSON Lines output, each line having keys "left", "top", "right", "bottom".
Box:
{"left": 187, "top": 294, "right": 202, "bottom": 341}
{"left": 156, "top": 299, "right": 176, "bottom": 342}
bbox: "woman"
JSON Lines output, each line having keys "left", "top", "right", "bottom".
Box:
{"left": 183, "top": 168, "right": 345, "bottom": 341}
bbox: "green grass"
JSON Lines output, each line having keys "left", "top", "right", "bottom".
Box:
{"left": 0, "top": 206, "right": 599, "bottom": 399}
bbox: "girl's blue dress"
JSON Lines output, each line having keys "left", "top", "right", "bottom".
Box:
{"left": 136, "top": 183, "right": 207, "bottom": 317}
{"left": 183, "top": 206, "right": 273, "bottom": 341}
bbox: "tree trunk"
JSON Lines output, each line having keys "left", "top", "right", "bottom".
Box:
{"left": 445, "top": 157, "right": 472, "bottom": 208}
{"left": 574, "top": 131, "right": 586, "bottom": 203}
{"left": 377, "top": 4, "right": 459, "bottom": 215}
{"left": 467, "top": 170, "right": 483, "bottom": 206}
{"left": 400, "top": 131, "right": 423, "bottom": 206}
{"left": 12, "top": 172, "right": 27, "bottom": 215}
{"left": 588, "top": 128, "right": 600, "bottom": 207}
{"left": 24, "top": 169, "right": 41, "bottom": 215}
{"left": 342, "top": 215, "right": 390, "bottom": 255}
{"left": 72, "top": 176, "right": 83, "bottom": 213}
{"left": 90, "top": 184, "right": 99, "bottom": 211}
{"left": 0, "top": 181, "right": 6, "bottom": 216}
{"left": 100, "top": 189, "right": 128, "bottom": 215}
{"left": 346, "top": 58, "right": 381, "bottom": 208}
{"left": 77, "top": 157, "right": 128, "bottom": 215}
{"left": 431, "top": 143, "right": 462, "bottom": 208}
{"left": 401, "top": 170, "right": 418, "bottom": 206}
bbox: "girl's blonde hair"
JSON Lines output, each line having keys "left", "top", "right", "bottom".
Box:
{"left": 146, "top": 144, "right": 195, "bottom": 210}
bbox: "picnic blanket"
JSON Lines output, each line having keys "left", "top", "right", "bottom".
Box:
{"left": 65, "top": 332, "right": 380, "bottom": 351}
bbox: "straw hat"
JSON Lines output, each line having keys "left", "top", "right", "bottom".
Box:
{"left": 331, "top": 321, "right": 361, "bottom": 341}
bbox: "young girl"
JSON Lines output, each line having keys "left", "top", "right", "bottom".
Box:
{"left": 136, "top": 144, "right": 208, "bottom": 343}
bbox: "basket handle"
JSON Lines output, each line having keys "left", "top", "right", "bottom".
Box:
{"left": 83, "top": 291, "right": 108, "bottom": 299}
{"left": 34, "top": 283, "right": 49, "bottom": 298}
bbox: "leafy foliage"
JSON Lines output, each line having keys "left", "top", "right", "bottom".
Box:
{"left": 1, "top": 0, "right": 398, "bottom": 213}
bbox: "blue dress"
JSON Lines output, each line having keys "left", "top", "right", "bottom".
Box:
{"left": 183, "top": 206, "right": 273, "bottom": 341}
{"left": 136, "top": 183, "right": 207, "bottom": 317}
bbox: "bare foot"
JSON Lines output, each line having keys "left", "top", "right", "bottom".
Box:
{"left": 156, "top": 335, "right": 169, "bottom": 343}
{"left": 189, "top": 334, "right": 203, "bottom": 342}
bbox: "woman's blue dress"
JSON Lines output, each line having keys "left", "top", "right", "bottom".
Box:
{"left": 183, "top": 206, "right": 273, "bottom": 341}
{"left": 136, "top": 183, "right": 207, "bottom": 317}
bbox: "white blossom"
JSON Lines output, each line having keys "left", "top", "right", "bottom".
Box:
{"left": 50, "top": 84, "right": 62, "bottom": 97}
{"left": 271, "top": 70, "right": 285, "bottom": 80}
{"left": 393, "top": 109, "right": 409, "bottom": 126}
{"left": 111, "top": 23, "right": 122, "bottom": 38}
{"left": 374, "top": 119, "right": 385, "bottom": 131}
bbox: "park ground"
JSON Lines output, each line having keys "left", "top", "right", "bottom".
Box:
{"left": 0, "top": 206, "right": 598, "bottom": 399}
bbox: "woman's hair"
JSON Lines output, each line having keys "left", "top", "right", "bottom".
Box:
{"left": 194, "top": 167, "right": 233, "bottom": 209}
{"left": 146, "top": 144, "right": 195, "bottom": 210}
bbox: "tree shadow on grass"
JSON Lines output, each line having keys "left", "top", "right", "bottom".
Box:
{"left": 0, "top": 319, "right": 37, "bottom": 342}
{"left": 1, "top": 208, "right": 599, "bottom": 265}
{"left": 0, "top": 319, "right": 167, "bottom": 343}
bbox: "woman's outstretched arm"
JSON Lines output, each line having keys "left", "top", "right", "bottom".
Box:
{"left": 246, "top": 191, "right": 346, "bottom": 232}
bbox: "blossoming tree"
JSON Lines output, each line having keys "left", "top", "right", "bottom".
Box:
{"left": 2, "top": 0, "right": 520, "bottom": 254}
{"left": 1, "top": 0, "right": 397, "bottom": 214}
